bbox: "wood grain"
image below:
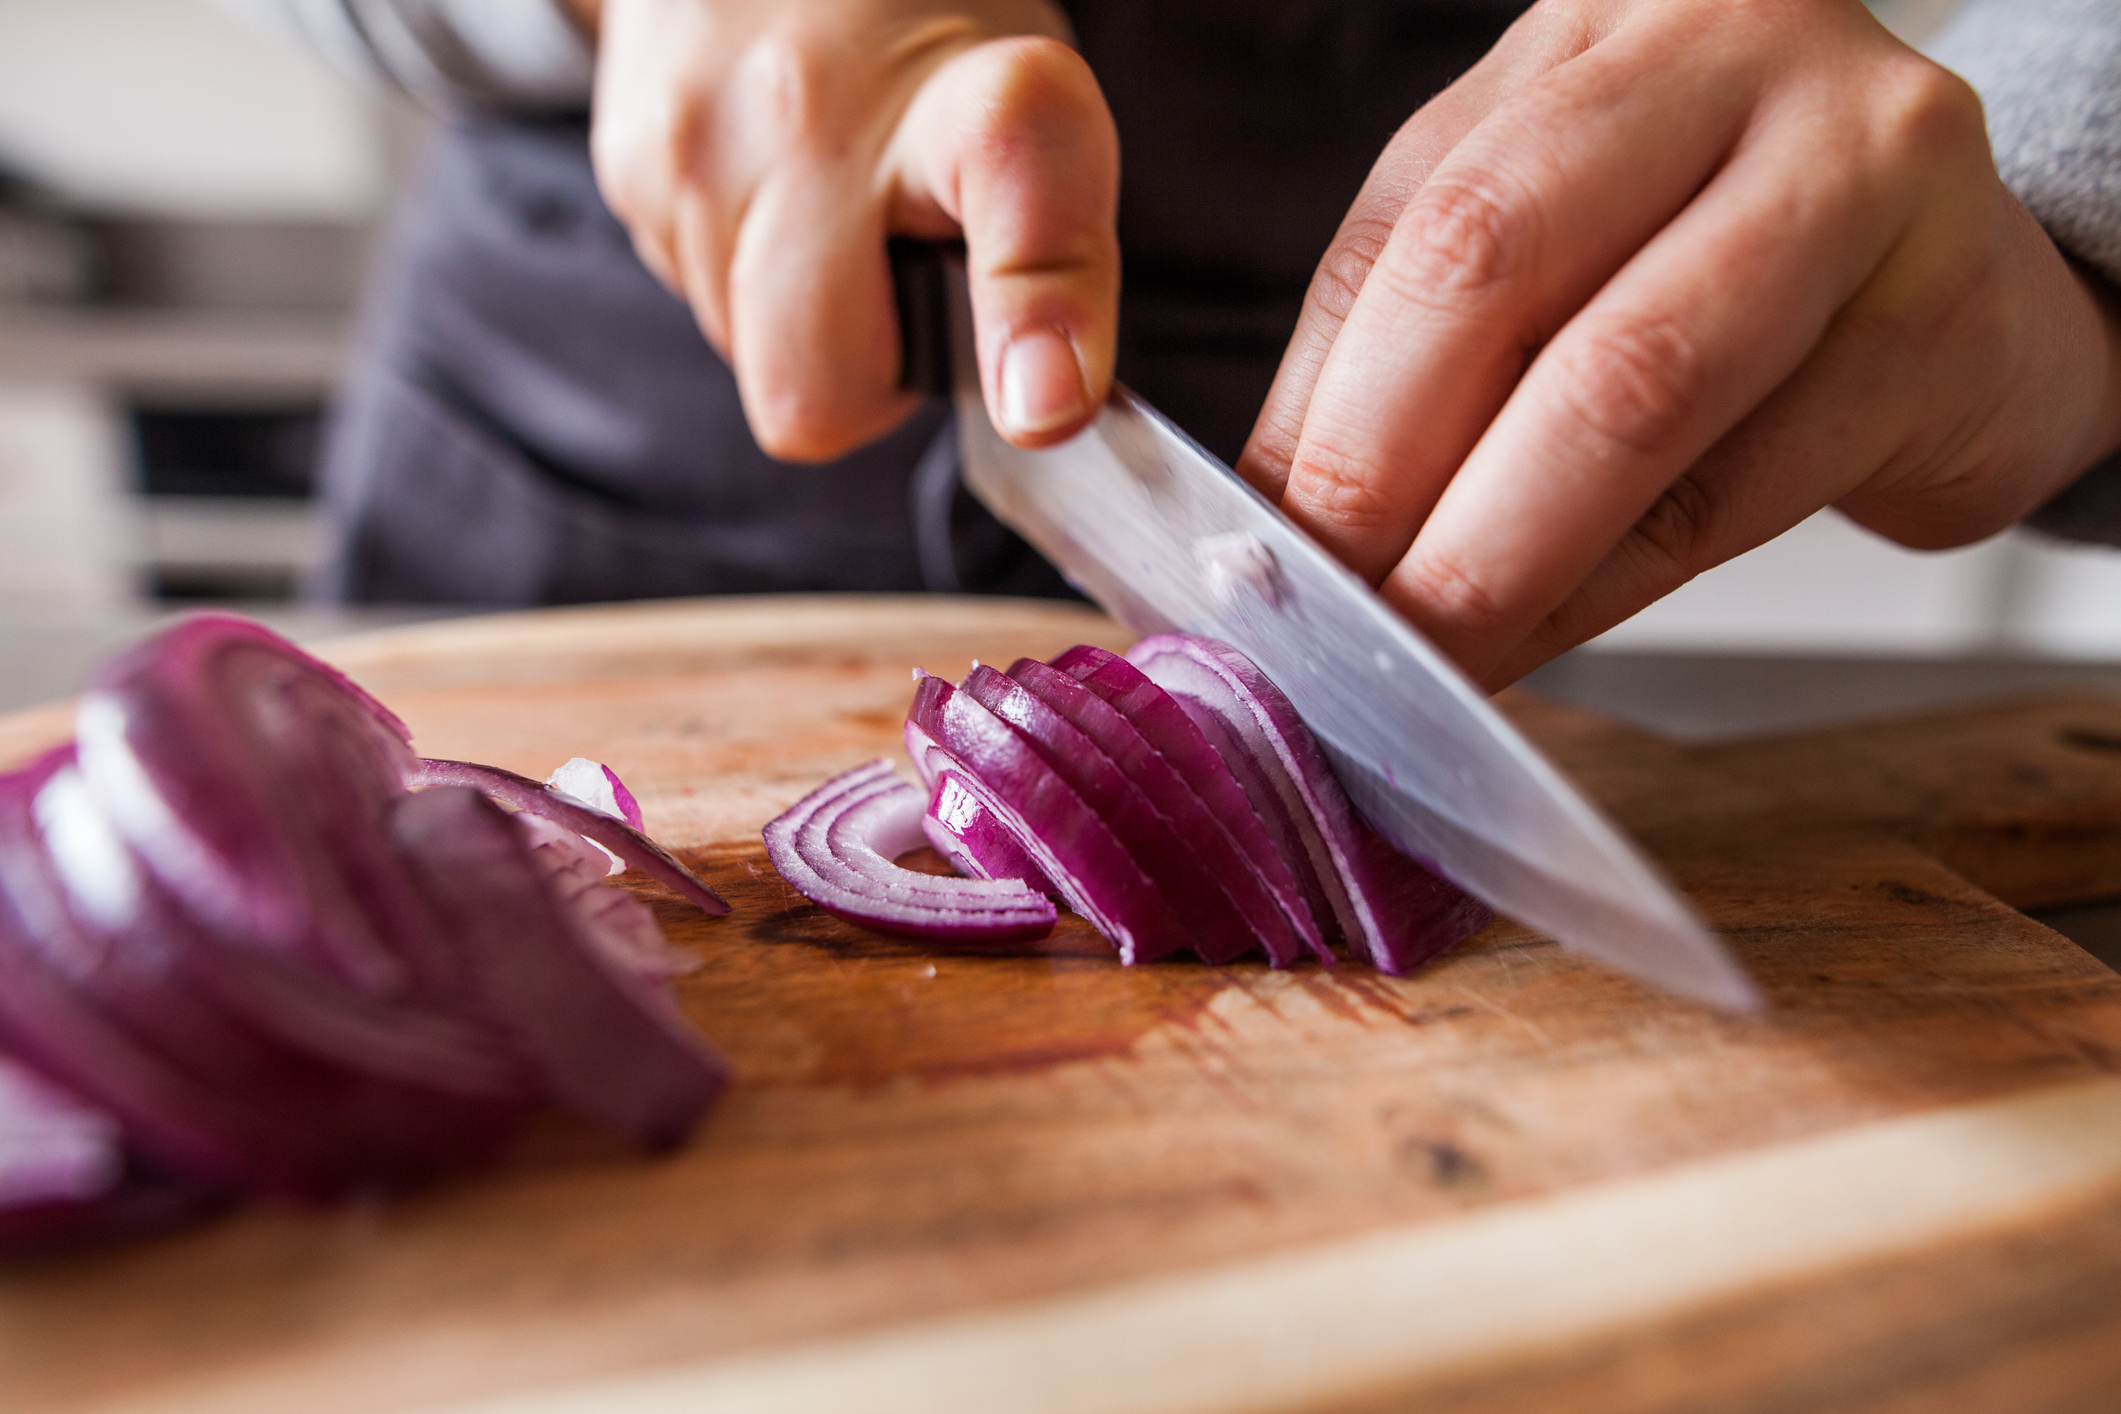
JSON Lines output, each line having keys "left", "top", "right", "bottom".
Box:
{"left": 1, "top": 594, "right": 2118, "bottom": 1414}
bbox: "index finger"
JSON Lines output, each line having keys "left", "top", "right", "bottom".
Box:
{"left": 1274, "top": 32, "right": 1765, "bottom": 587}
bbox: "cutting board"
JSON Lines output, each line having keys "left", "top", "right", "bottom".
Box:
{"left": 4, "top": 594, "right": 2121, "bottom": 1414}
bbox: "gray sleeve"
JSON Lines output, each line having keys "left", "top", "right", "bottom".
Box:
{"left": 1929, "top": 0, "right": 2121, "bottom": 546}
{"left": 211, "top": 0, "right": 594, "bottom": 114}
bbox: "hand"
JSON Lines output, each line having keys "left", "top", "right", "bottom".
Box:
{"left": 583, "top": 0, "right": 1119, "bottom": 460}
{"left": 1237, "top": 0, "right": 2121, "bottom": 690}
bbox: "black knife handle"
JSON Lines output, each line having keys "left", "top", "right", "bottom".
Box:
{"left": 889, "top": 236, "right": 964, "bottom": 399}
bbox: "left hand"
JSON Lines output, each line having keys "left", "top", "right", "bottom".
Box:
{"left": 1237, "top": 0, "right": 2121, "bottom": 690}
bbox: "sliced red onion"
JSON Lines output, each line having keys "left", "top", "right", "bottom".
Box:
{"left": 1009, "top": 657, "right": 1307, "bottom": 966}
{"left": 33, "top": 753, "right": 526, "bottom": 1101}
{"left": 906, "top": 673, "right": 1189, "bottom": 963}
{"left": 74, "top": 617, "right": 427, "bottom": 995}
{"left": 541, "top": 758, "right": 640, "bottom": 875}
{"left": 1127, "top": 634, "right": 1492, "bottom": 974}
{"left": 966, "top": 662, "right": 1272, "bottom": 963}
{"left": 762, "top": 760, "right": 1055, "bottom": 946}
{"left": 0, "top": 1055, "right": 121, "bottom": 1210}
{"left": 1051, "top": 645, "right": 1328, "bottom": 962}
{"left": 391, "top": 787, "right": 729, "bottom": 1150}
{"left": 0, "top": 761, "right": 523, "bottom": 1198}
{"left": 514, "top": 814, "right": 698, "bottom": 979}
{"left": 922, "top": 770, "right": 1057, "bottom": 896}
{"left": 409, "top": 759, "right": 729, "bottom": 917}
{"left": 546, "top": 757, "right": 645, "bottom": 831}
{"left": 0, "top": 615, "right": 732, "bottom": 1230}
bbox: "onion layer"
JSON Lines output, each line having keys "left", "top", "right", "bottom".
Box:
{"left": 1128, "top": 634, "right": 1493, "bottom": 974}
{"left": 0, "top": 614, "right": 733, "bottom": 1247}
{"left": 772, "top": 634, "right": 1491, "bottom": 974}
{"left": 762, "top": 760, "right": 1056, "bottom": 946}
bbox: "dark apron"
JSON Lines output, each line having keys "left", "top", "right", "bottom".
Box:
{"left": 313, "top": 1, "right": 1526, "bottom": 606}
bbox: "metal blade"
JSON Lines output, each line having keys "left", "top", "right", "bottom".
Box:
{"left": 944, "top": 269, "right": 1758, "bottom": 1009}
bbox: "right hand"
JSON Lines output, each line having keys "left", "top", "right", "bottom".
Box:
{"left": 583, "top": 0, "right": 1121, "bottom": 462}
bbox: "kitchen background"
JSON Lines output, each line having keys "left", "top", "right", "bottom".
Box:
{"left": 0, "top": 0, "right": 2113, "bottom": 716}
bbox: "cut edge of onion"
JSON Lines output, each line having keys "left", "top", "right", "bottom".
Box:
{"left": 409, "top": 759, "right": 729, "bottom": 916}
{"left": 763, "top": 760, "right": 1056, "bottom": 946}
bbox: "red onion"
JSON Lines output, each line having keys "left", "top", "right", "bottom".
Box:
{"left": 906, "top": 673, "right": 1189, "bottom": 963}
{"left": 0, "top": 1054, "right": 121, "bottom": 1210}
{"left": 0, "top": 614, "right": 732, "bottom": 1246}
{"left": 762, "top": 759, "right": 1055, "bottom": 946}
{"left": 1007, "top": 658, "right": 1310, "bottom": 966}
{"left": 1127, "top": 634, "right": 1492, "bottom": 974}
{"left": 1049, "top": 646, "right": 1328, "bottom": 962}
{"left": 961, "top": 664, "right": 1269, "bottom": 965}
{"left": 921, "top": 771, "right": 1057, "bottom": 896}
{"left": 391, "top": 788, "right": 725, "bottom": 1150}
{"left": 407, "top": 759, "right": 727, "bottom": 917}
{"left": 772, "top": 634, "right": 1488, "bottom": 974}
{"left": 546, "top": 756, "right": 645, "bottom": 831}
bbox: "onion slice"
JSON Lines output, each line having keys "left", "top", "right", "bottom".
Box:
{"left": 1127, "top": 634, "right": 1492, "bottom": 974}
{"left": 966, "top": 664, "right": 1263, "bottom": 965}
{"left": 75, "top": 618, "right": 425, "bottom": 995}
{"left": 0, "top": 759, "right": 524, "bottom": 1198}
{"left": 763, "top": 760, "right": 1056, "bottom": 946}
{"left": 922, "top": 771, "right": 1057, "bottom": 896}
{"left": 391, "top": 788, "right": 729, "bottom": 1151}
{"left": 1050, "top": 645, "right": 1328, "bottom": 962}
{"left": 1008, "top": 657, "right": 1308, "bottom": 966}
{"left": 0, "top": 1055, "right": 121, "bottom": 1210}
{"left": 905, "top": 673, "right": 1189, "bottom": 963}
{"left": 408, "top": 759, "right": 729, "bottom": 916}
{"left": 546, "top": 757, "right": 645, "bottom": 831}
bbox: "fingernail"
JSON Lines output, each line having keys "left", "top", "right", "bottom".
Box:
{"left": 999, "top": 328, "right": 1086, "bottom": 437}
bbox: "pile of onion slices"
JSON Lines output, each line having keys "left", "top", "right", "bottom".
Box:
{"left": 766, "top": 634, "right": 1491, "bottom": 969}
{"left": 0, "top": 615, "right": 730, "bottom": 1252}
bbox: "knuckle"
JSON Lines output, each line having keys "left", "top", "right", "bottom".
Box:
{"left": 1286, "top": 434, "right": 1401, "bottom": 536}
{"left": 1400, "top": 547, "right": 1512, "bottom": 642}
{"left": 1309, "top": 214, "right": 1395, "bottom": 324}
{"left": 737, "top": 31, "right": 837, "bottom": 153}
{"left": 956, "top": 37, "right": 1114, "bottom": 167}
{"left": 1877, "top": 60, "right": 1987, "bottom": 166}
{"left": 1387, "top": 172, "right": 1536, "bottom": 303}
{"left": 1626, "top": 472, "right": 1721, "bottom": 583}
{"left": 1546, "top": 314, "right": 1707, "bottom": 459}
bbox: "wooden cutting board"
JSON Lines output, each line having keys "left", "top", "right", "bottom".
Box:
{"left": 4, "top": 594, "right": 2121, "bottom": 1414}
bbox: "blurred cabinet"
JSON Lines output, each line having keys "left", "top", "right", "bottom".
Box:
{"left": 0, "top": 308, "right": 344, "bottom": 610}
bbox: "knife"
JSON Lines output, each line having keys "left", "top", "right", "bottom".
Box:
{"left": 901, "top": 244, "right": 1758, "bottom": 1011}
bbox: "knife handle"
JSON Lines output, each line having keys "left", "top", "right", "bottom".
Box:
{"left": 890, "top": 236, "right": 964, "bottom": 399}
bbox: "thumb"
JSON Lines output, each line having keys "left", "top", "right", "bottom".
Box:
{"left": 894, "top": 37, "right": 1120, "bottom": 447}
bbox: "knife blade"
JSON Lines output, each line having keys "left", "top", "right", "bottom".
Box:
{"left": 925, "top": 253, "right": 1757, "bottom": 1011}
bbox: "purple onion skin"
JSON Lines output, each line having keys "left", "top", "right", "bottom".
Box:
{"left": 1126, "top": 635, "right": 1494, "bottom": 975}
{"left": 906, "top": 674, "right": 1190, "bottom": 963}
{"left": 923, "top": 771, "right": 1058, "bottom": 897}
{"left": 1006, "top": 658, "right": 1307, "bottom": 966}
{"left": 392, "top": 788, "right": 729, "bottom": 1151}
{"left": 963, "top": 665, "right": 1265, "bottom": 965}
{"left": 78, "top": 615, "right": 424, "bottom": 995}
{"left": 606, "top": 768, "right": 645, "bottom": 831}
{"left": 1050, "top": 646, "right": 1327, "bottom": 961}
{"left": 409, "top": 760, "right": 728, "bottom": 917}
{"left": 0, "top": 761, "right": 524, "bottom": 1200}
{"left": 761, "top": 761, "right": 1055, "bottom": 947}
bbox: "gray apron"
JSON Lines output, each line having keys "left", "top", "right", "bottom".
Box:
{"left": 314, "top": 1, "right": 1526, "bottom": 605}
